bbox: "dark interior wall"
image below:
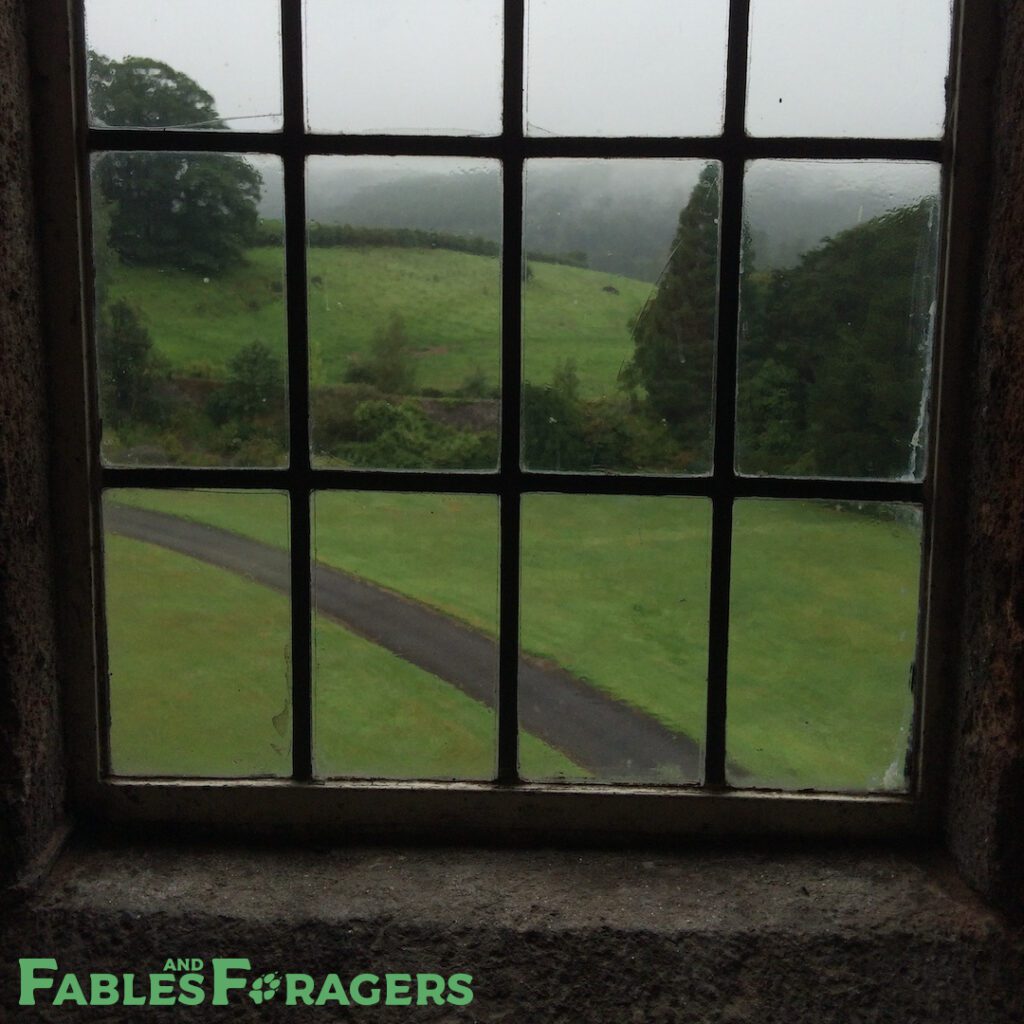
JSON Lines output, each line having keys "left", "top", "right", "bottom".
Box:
{"left": 946, "top": 0, "right": 1024, "bottom": 917}
{"left": 0, "top": 0, "right": 66, "bottom": 892}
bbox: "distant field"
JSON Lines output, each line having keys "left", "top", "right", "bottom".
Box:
{"left": 105, "top": 534, "right": 581, "bottom": 780}
{"left": 106, "top": 246, "right": 653, "bottom": 396}
{"left": 107, "top": 490, "right": 922, "bottom": 789}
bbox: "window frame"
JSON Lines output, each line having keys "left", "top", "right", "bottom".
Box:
{"left": 31, "top": 0, "right": 987, "bottom": 841}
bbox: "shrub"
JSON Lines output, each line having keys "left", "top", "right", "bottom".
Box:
{"left": 97, "top": 299, "right": 171, "bottom": 428}
{"left": 207, "top": 341, "right": 284, "bottom": 425}
{"left": 343, "top": 313, "right": 417, "bottom": 395}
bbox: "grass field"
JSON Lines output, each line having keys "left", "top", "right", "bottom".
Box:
{"left": 105, "top": 534, "right": 580, "bottom": 780}
{"left": 106, "top": 490, "right": 921, "bottom": 790}
{"left": 106, "top": 246, "right": 653, "bottom": 396}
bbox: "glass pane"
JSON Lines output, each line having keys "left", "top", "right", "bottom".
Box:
{"left": 92, "top": 153, "right": 286, "bottom": 468}
{"left": 103, "top": 489, "right": 291, "bottom": 777}
{"left": 520, "top": 495, "right": 710, "bottom": 784}
{"left": 738, "top": 161, "right": 941, "bottom": 480}
{"left": 746, "top": 0, "right": 952, "bottom": 139}
{"left": 304, "top": 0, "right": 503, "bottom": 135}
{"left": 525, "top": 0, "right": 728, "bottom": 137}
{"left": 85, "top": 0, "right": 282, "bottom": 131}
{"left": 523, "top": 160, "right": 720, "bottom": 474}
{"left": 729, "top": 500, "right": 922, "bottom": 791}
{"left": 313, "top": 492, "right": 507, "bottom": 780}
{"left": 308, "top": 157, "right": 500, "bottom": 470}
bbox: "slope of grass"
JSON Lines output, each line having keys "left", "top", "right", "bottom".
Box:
{"left": 105, "top": 534, "right": 292, "bottom": 777}
{"left": 728, "top": 501, "right": 920, "bottom": 790}
{"left": 106, "top": 246, "right": 654, "bottom": 396}
{"left": 105, "top": 534, "right": 579, "bottom": 779}
{"left": 107, "top": 489, "right": 921, "bottom": 789}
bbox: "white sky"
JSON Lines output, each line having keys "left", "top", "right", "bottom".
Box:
{"left": 85, "top": 0, "right": 952, "bottom": 138}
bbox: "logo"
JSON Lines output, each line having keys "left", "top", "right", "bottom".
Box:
{"left": 18, "top": 959, "right": 474, "bottom": 1008}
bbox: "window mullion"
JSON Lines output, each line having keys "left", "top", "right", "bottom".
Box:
{"left": 704, "top": 0, "right": 752, "bottom": 787}
{"left": 497, "top": 0, "right": 527, "bottom": 784}
{"left": 281, "top": 0, "right": 313, "bottom": 782}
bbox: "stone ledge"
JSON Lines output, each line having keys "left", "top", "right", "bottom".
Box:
{"left": 1, "top": 840, "right": 1022, "bottom": 1022}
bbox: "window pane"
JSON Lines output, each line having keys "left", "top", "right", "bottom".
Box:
{"left": 85, "top": 0, "right": 282, "bottom": 131}
{"left": 746, "top": 0, "right": 952, "bottom": 139}
{"left": 307, "top": 157, "right": 500, "bottom": 471}
{"left": 313, "top": 492, "right": 507, "bottom": 781}
{"left": 728, "top": 500, "right": 922, "bottom": 792}
{"left": 525, "top": 0, "right": 728, "bottom": 137}
{"left": 103, "top": 489, "right": 291, "bottom": 778}
{"left": 92, "top": 152, "right": 287, "bottom": 468}
{"left": 523, "top": 160, "right": 720, "bottom": 474}
{"left": 304, "top": 0, "right": 503, "bottom": 135}
{"left": 738, "top": 161, "right": 941, "bottom": 480}
{"left": 520, "top": 495, "right": 710, "bottom": 784}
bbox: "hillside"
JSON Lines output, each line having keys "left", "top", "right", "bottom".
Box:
{"left": 106, "top": 245, "right": 655, "bottom": 398}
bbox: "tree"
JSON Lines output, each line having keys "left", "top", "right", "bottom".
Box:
{"left": 343, "top": 314, "right": 417, "bottom": 395}
{"left": 97, "top": 299, "right": 168, "bottom": 427}
{"left": 207, "top": 342, "right": 284, "bottom": 425}
{"left": 738, "top": 199, "right": 938, "bottom": 478}
{"left": 619, "top": 165, "right": 721, "bottom": 470}
{"left": 89, "top": 53, "right": 222, "bottom": 129}
{"left": 89, "top": 53, "right": 263, "bottom": 275}
{"left": 523, "top": 359, "right": 589, "bottom": 471}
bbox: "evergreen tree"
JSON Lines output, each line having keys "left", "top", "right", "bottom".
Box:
{"left": 739, "top": 199, "right": 938, "bottom": 478}
{"left": 620, "top": 165, "right": 721, "bottom": 470}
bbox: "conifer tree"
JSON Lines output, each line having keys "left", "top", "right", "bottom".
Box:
{"left": 620, "top": 164, "right": 721, "bottom": 470}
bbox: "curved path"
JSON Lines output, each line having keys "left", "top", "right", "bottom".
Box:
{"left": 106, "top": 503, "right": 703, "bottom": 780}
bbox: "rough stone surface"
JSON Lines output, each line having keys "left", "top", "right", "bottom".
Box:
{"left": 0, "top": 843, "right": 1022, "bottom": 1022}
{"left": 946, "top": 0, "right": 1024, "bottom": 918}
{"left": 0, "top": 0, "right": 66, "bottom": 893}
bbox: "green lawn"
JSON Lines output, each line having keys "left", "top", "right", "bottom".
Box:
{"left": 106, "top": 490, "right": 921, "bottom": 790}
{"left": 105, "top": 534, "right": 580, "bottom": 780}
{"left": 106, "top": 246, "right": 653, "bottom": 396}
{"left": 728, "top": 501, "right": 920, "bottom": 790}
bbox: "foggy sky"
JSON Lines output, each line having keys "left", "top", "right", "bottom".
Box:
{"left": 85, "top": 0, "right": 952, "bottom": 139}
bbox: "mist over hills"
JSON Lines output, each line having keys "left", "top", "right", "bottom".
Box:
{"left": 257, "top": 159, "right": 938, "bottom": 282}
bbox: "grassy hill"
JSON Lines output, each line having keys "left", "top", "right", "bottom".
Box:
{"left": 106, "top": 246, "right": 655, "bottom": 397}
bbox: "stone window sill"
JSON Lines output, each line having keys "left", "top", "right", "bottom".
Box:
{"left": 2, "top": 840, "right": 1022, "bottom": 1021}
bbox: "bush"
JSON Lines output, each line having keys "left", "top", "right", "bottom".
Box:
{"left": 343, "top": 314, "right": 416, "bottom": 395}
{"left": 97, "top": 299, "right": 171, "bottom": 428}
{"left": 524, "top": 359, "right": 689, "bottom": 473}
{"left": 207, "top": 341, "right": 284, "bottom": 425}
{"left": 313, "top": 384, "right": 385, "bottom": 451}
{"left": 317, "top": 397, "right": 495, "bottom": 470}
{"left": 454, "top": 366, "right": 492, "bottom": 399}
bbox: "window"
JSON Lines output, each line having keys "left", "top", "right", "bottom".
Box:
{"left": 40, "top": 0, "right": 976, "bottom": 838}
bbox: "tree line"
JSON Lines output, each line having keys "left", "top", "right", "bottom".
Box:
{"left": 255, "top": 219, "right": 589, "bottom": 271}
{"left": 604, "top": 166, "right": 939, "bottom": 479}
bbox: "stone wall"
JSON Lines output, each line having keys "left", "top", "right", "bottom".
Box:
{"left": 945, "top": 0, "right": 1024, "bottom": 919}
{"left": 0, "top": 0, "right": 66, "bottom": 895}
